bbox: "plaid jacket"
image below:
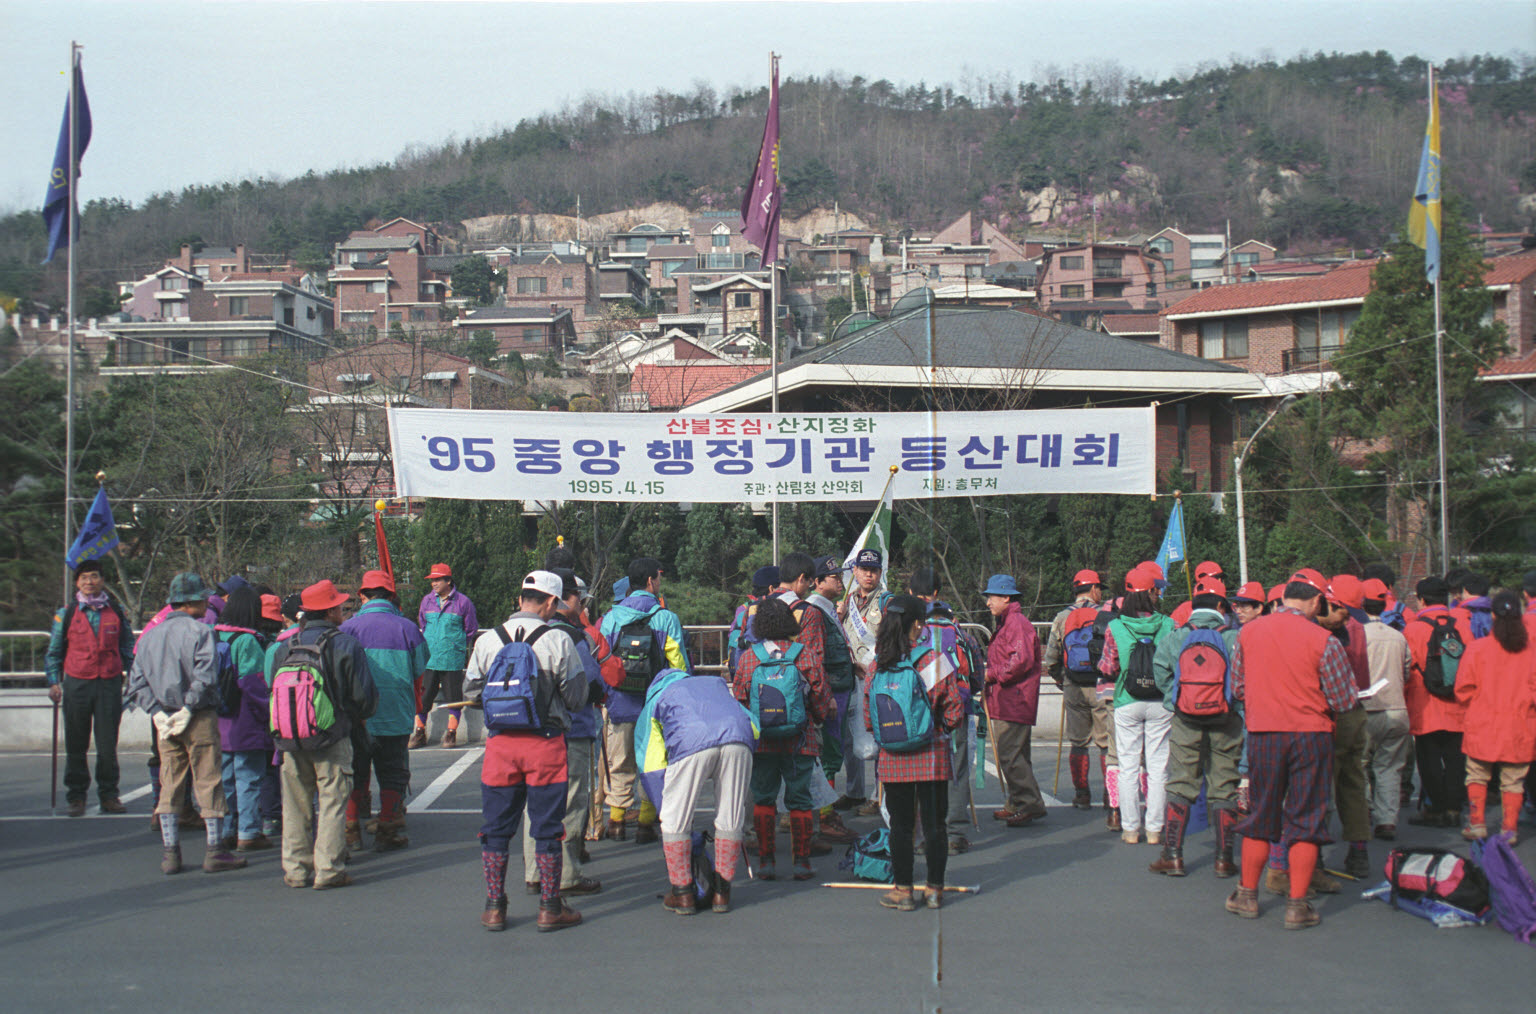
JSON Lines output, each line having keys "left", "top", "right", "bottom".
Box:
{"left": 731, "top": 638, "right": 831, "bottom": 757}
{"left": 866, "top": 644, "right": 967, "bottom": 783}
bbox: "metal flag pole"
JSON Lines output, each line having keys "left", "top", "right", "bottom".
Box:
{"left": 62, "top": 41, "right": 82, "bottom": 606}
{"left": 769, "top": 51, "right": 780, "bottom": 563}
{"left": 1429, "top": 65, "right": 1450, "bottom": 572}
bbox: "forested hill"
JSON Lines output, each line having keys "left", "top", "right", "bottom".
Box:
{"left": 3, "top": 51, "right": 1534, "bottom": 308}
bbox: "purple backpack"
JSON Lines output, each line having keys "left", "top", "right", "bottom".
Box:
{"left": 1475, "top": 836, "right": 1536, "bottom": 946}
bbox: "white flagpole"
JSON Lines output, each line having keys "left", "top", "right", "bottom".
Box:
{"left": 1429, "top": 66, "right": 1450, "bottom": 572}
{"left": 62, "top": 40, "right": 81, "bottom": 604}
{"left": 768, "top": 52, "right": 780, "bottom": 564}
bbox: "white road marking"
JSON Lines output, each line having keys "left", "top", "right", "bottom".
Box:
{"left": 409, "top": 748, "right": 482, "bottom": 811}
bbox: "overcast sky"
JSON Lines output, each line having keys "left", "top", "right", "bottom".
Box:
{"left": 3, "top": 0, "right": 1531, "bottom": 214}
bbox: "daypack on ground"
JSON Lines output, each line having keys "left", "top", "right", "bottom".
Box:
{"left": 269, "top": 632, "right": 339, "bottom": 750}
{"left": 481, "top": 624, "right": 553, "bottom": 734}
{"left": 1474, "top": 835, "right": 1536, "bottom": 945}
{"left": 1418, "top": 615, "right": 1465, "bottom": 700}
{"left": 838, "top": 828, "right": 894, "bottom": 883}
{"left": 749, "top": 642, "right": 808, "bottom": 740}
{"left": 214, "top": 638, "right": 241, "bottom": 717}
{"left": 1062, "top": 607, "right": 1101, "bottom": 684}
{"left": 614, "top": 610, "right": 666, "bottom": 695}
{"left": 869, "top": 653, "right": 935, "bottom": 752}
{"left": 1172, "top": 627, "right": 1232, "bottom": 719}
{"left": 1385, "top": 847, "right": 1490, "bottom": 915}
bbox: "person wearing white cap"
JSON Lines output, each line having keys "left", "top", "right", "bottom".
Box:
{"left": 464, "top": 570, "right": 589, "bottom": 933}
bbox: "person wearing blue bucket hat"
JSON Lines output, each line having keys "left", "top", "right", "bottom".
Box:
{"left": 982, "top": 574, "right": 1048, "bottom": 826}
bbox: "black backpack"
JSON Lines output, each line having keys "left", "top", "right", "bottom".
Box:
{"left": 1112, "top": 618, "right": 1160, "bottom": 701}
{"left": 1419, "top": 615, "right": 1465, "bottom": 701}
{"left": 1090, "top": 608, "right": 1119, "bottom": 673}
{"left": 614, "top": 610, "right": 665, "bottom": 695}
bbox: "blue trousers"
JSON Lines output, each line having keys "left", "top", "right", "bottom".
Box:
{"left": 221, "top": 750, "right": 265, "bottom": 841}
{"left": 479, "top": 782, "right": 567, "bottom": 854}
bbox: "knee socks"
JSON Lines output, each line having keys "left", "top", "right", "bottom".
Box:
{"left": 1287, "top": 842, "right": 1319, "bottom": 899}
{"left": 714, "top": 834, "right": 742, "bottom": 882}
{"left": 662, "top": 835, "right": 691, "bottom": 887}
{"left": 481, "top": 848, "right": 508, "bottom": 901}
{"left": 204, "top": 818, "right": 221, "bottom": 848}
{"left": 158, "top": 813, "right": 179, "bottom": 848}
{"left": 1240, "top": 837, "right": 1270, "bottom": 890}
{"left": 1466, "top": 782, "right": 1488, "bottom": 829}
{"left": 1502, "top": 792, "right": 1523, "bottom": 834}
{"left": 638, "top": 800, "right": 658, "bottom": 825}
{"left": 534, "top": 844, "right": 562, "bottom": 906}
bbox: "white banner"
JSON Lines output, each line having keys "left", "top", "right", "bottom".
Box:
{"left": 386, "top": 406, "right": 1156, "bottom": 502}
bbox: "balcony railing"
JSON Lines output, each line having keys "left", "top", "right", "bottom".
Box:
{"left": 1282, "top": 343, "right": 1344, "bottom": 372}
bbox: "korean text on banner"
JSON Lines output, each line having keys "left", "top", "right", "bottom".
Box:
{"left": 387, "top": 407, "right": 1156, "bottom": 503}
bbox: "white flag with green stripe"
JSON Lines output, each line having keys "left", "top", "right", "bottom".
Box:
{"left": 842, "top": 481, "right": 894, "bottom": 594}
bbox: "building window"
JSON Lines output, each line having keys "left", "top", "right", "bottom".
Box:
{"left": 410, "top": 307, "right": 430, "bottom": 321}
{"left": 387, "top": 311, "right": 401, "bottom": 323}
{"left": 224, "top": 336, "right": 261, "bottom": 359}
{"left": 369, "top": 281, "right": 388, "bottom": 294}
{"left": 1060, "top": 256, "right": 1084, "bottom": 270}
{"left": 160, "top": 276, "right": 185, "bottom": 291}
{"left": 563, "top": 276, "right": 574, "bottom": 290}
{"left": 733, "top": 292, "right": 753, "bottom": 308}
{"left": 228, "top": 296, "right": 249, "bottom": 316}
{"left": 712, "top": 233, "right": 730, "bottom": 247}
{"left": 700, "top": 293, "right": 722, "bottom": 308}
{"left": 662, "top": 259, "right": 686, "bottom": 278}
{"left": 283, "top": 307, "right": 295, "bottom": 326}
{"left": 160, "top": 300, "right": 187, "bottom": 321}
{"left": 517, "top": 276, "right": 548, "bottom": 294}
{"left": 1061, "top": 284, "right": 1085, "bottom": 299}
{"left": 1200, "top": 319, "right": 1249, "bottom": 359}
{"left": 1093, "top": 256, "right": 1122, "bottom": 279}
{"left": 419, "top": 284, "right": 435, "bottom": 300}
{"left": 1233, "top": 251, "right": 1260, "bottom": 267}
{"left": 1147, "top": 237, "right": 1174, "bottom": 255}
{"left": 1294, "top": 308, "right": 1359, "bottom": 364}
{"left": 928, "top": 265, "right": 941, "bottom": 279}
{"left": 523, "top": 327, "right": 542, "bottom": 344}
{"left": 965, "top": 264, "right": 983, "bottom": 279}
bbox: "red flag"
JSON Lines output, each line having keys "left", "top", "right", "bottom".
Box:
{"left": 740, "top": 55, "right": 781, "bottom": 263}
{"left": 374, "top": 508, "right": 394, "bottom": 581}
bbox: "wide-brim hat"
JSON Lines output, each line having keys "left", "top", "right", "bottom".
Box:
{"left": 981, "top": 574, "right": 1021, "bottom": 597}
{"left": 300, "top": 579, "right": 349, "bottom": 613}
{"left": 166, "top": 571, "right": 211, "bottom": 606}
{"left": 360, "top": 569, "right": 395, "bottom": 594}
{"left": 260, "top": 594, "right": 285, "bottom": 624}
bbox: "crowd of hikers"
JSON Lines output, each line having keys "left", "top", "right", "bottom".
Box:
{"left": 45, "top": 546, "right": 1536, "bottom": 932}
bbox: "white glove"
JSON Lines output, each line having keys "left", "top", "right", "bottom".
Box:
{"left": 165, "top": 707, "right": 193, "bottom": 737}
{"left": 152, "top": 711, "right": 172, "bottom": 737}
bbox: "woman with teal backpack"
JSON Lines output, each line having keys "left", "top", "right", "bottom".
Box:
{"left": 1098, "top": 570, "right": 1176, "bottom": 845}
{"left": 865, "top": 593, "right": 966, "bottom": 911}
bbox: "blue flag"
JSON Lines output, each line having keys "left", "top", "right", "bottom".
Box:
{"left": 66, "top": 488, "right": 119, "bottom": 568}
{"left": 1154, "top": 500, "right": 1186, "bottom": 576}
{"left": 42, "top": 62, "right": 92, "bottom": 265}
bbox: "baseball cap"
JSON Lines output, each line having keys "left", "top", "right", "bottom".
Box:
{"left": 1072, "top": 568, "right": 1103, "bottom": 587}
{"left": 360, "top": 569, "right": 395, "bottom": 593}
{"left": 752, "top": 565, "right": 780, "bottom": 590}
{"left": 1290, "top": 569, "right": 1328, "bottom": 595}
{"left": 521, "top": 570, "right": 562, "bottom": 601}
{"left": 854, "top": 549, "right": 882, "bottom": 569}
{"left": 1329, "top": 574, "right": 1364, "bottom": 610}
{"left": 1267, "top": 584, "right": 1287, "bottom": 603}
{"left": 427, "top": 563, "right": 452, "bottom": 580}
{"left": 1361, "top": 577, "right": 1391, "bottom": 602}
{"left": 1195, "top": 561, "right": 1223, "bottom": 579}
{"left": 551, "top": 568, "right": 579, "bottom": 599}
{"left": 1195, "top": 577, "right": 1227, "bottom": 600}
{"left": 300, "top": 579, "right": 349, "bottom": 613}
{"left": 1232, "top": 581, "right": 1266, "bottom": 604}
{"left": 1139, "top": 561, "right": 1168, "bottom": 591}
{"left": 1125, "top": 567, "right": 1156, "bottom": 593}
{"left": 814, "top": 555, "right": 844, "bottom": 579}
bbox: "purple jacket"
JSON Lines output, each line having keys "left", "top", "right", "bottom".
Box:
{"left": 985, "top": 601, "right": 1043, "bottom": 725}
{"left": 216, "top": 627, "right": 274, "bottom": 753}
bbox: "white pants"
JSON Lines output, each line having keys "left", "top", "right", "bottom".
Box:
{"left": 658, "top": 742, "right": 752, "bottom": 839}
{"left": 1114, "top": 700, "right": 1172, "bottom": 834}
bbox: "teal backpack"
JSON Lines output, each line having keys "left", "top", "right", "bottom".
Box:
{"left": 868, "top": 649, "right": 936, "bottom": 752}
{"left": 749, "top": 642, "right": 808, "bottom": 740}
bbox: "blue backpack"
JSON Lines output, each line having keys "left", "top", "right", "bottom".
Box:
{"left": 868, "top": 650, "right": 936, "bottom": 752}
{"left": 749, "top": 641, "right": 807, "bottom": 740}
{"left": 481, "top": 624, "right": 553, "bottom": 734}
{"left": 214, "top": 637, "right": 241, "bottom": 717}
{"left": 837, "top": 828, "right": 894, "bottom": 883}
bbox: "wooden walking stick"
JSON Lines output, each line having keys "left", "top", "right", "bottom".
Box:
{"left": 1052, "top": 689, "right": 1067, "bottom": 797}
{"left": 822, "top": 881, "right": 981, "bottom": 894}
{"left": 50, "top": 696, "right": 60, "bottom": 812}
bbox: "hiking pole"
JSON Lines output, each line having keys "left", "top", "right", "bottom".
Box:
{"left": 822, "top": 882, "right": 981, "bottom": 894}
{"left": 432, "top": 700, "right": 476, "bottom": 711}
{"left": 1052, "top": 690, "right": 1066, "bottom": 797}
{"left": 50, "top": 696, "right": 60, "bottom": 812}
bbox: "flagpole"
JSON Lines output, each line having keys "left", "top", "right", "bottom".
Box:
{"left": 768, "top": 51, "right": 780, "bottom": 564}
{"left": 62, "top": 41, "right": 81, "bottom": 607}
{"left": 1429, "top": 65, "right": 1450, "bottom": 572}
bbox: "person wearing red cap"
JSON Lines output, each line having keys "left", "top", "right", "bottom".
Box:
{"left": 415, "top": 564, "right": 480, "bottom": 749}
{"left": 269, "top": 580, "right": 379, "bottom": 889}
{"left": 1043, "top": 567, "right": 1110, "bottom": 810}
{"left": 1359, "top": 577, "right": 1412, "bottom": 840}
{"left": 1098, "top": 569, "right": 1175, "bottom": 844}
{"left": 1231, "top": 582, "right": 1267, "bottom": 625}
{"left": 1149, "top": 578, "right": 1243, "bottom": 878}
{"left": 1454, "top": 591, "right": 1536, "bottom": 844}
{"left": 1403, "top": 577, "right": 1474, "bottom": 829}
{"left": 1223, "top": 571, "right": 1358, "bottom": 930}
{"left": 1313, "top": 574, "right": 1373, "bottom": 879}
{"left": 340, "top": 570, "right": 428, "bottom": 851}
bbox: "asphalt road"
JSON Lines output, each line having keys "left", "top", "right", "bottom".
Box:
{"left": 1, "top": 744, "right": 1531, "bottom": 1014}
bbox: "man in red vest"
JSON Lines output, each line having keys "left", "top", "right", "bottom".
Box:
{"left": 1223, "top": 569, "right": 1359, "bottom": 930}
{"left": 45, "top": 559, "right": 137, "bottom": 817}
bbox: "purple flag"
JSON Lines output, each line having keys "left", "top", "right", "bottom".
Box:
{"left": 740, "top": 58, "right": 781, "bottom": 264}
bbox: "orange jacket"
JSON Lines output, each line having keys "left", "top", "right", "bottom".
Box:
{"left": 1455, "top": 634, "right": 1536, "bottom": 763}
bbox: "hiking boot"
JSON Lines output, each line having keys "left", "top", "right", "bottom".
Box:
{"left": 407, "top": 728, "right": 427, "bottom": 749}
{"left": 808, "top": 834, "right": 834, "bottom": 857}
{"left": 160, "top": 846, "right": 183, "bottom": 875}
{"left": 1373, "top": 823, "right": 1396, "bottom": 841}
{"left": 345, "top": 820, "right": 363, "bottom": 851}
{"left": 758, "top": 858, "right": 777, "bottom": 881}
{"left": 1005, "top": 810, "right": 1042, "bottom": 828}
{"left": 947, "top": 836, "right": 970, "bottom": 855}
{"left": 991, "top": 808, "right": 1014, "bottom": 821}
{"left": 563, "top": 876, "right": 602, "bottom": 896}
{"left": 663, "top": 885, "right": 697, "bottom": 916}
{"left": 1309, "top": 868, "right": 1341, "bottom": 894}
{"left": 818, "top": 812, "right": 858, "bottom": 844}
{"left": 606, "top": 817, "right": 627, "bottom": 841}
{"left": 578, "top": 843, "right": 590, "bottom": 864}
{"left": 1106, "top": 808, "right": 1122, "bottom": 832}
{"left": 66, "top": 799, "right": 87, "bottom": 818}
{"left": 832, "top": 795, "right": 866, "bottom": 812}
{"left": 1213, "top": 853, "right": 1238, "bottom": 879}
{"left": 364, "top": 816, "right": 380, "bottom": 834}
{"left": 1284, "top": 898, "right": 1321, "bottom": 930}
{"left": 1146, "top": 831, "right": 1162, "bottom": 846}
{"left": 373, "top": 822, "right": 409, "bottom": 852}
{"left": 924, "top": 885, "right": 944, "bottom": 910}
{"left": 1121, "top": 830, "right": 1142, "bottom": 845}
{"left": 1073, "top": 788, "right": 1093, "bottom": 810}
{"left": 712, "top": 880, "right": 732, "bottom": 914}
{"left": 1148, "top": 849, "right": 1186, "bottom": 876}
{"left": 203, "top": 850, "right": 248, "bottom": 874}
{"left": 481, "top": 897, "right": 508, "bottom": 931}
{"left": 880, "top": 887, "right": 916, "bottom": 911}
{"left": 1343, "top": 848, "right": 1371, "bottom": 879}
{"left": 100, "top": 797, "right": 126, "bottom": 814}
{"left": 262, "top": 817, "right": 281, "bottom": 838}
{"left": 1224, "top": 885, "right": 1259, "bottom": 919}
{"left": 1263, "top": 867, "right": 1291, "bottom": 897}
{"left": 536, "top": 900, "right": 582, "bottom": 933}
{"left": 313, "top": 873, "right": 353, "bottom": 890}
{"left": 855, "top": 799, "right": 882, "bottom": 817}
{"left": 441, "top": 728, "right": 458, "bottom": 749}
{"left": 236, "top": 834, "right": 274, "bottom": 852}
{"left": 792, "top": 861, "right": 815, "bottom": 881}
{"left": 634, "top": 822, "right": 659, "bottom": 845}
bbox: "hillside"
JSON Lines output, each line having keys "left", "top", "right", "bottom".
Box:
{"left": 2, "top": 50, "right": 1534, "bottom": 309}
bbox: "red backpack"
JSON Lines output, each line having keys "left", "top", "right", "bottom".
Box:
{"left": 1172, "top": 627, "right": 1232, "bottom": 719}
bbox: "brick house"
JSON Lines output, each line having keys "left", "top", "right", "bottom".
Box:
{"left": 330, "top": 244, "right": 448, "bottom": 337}
{"left": 1037, "top": 242, "right": 1166, "bottom": 324}
{"left": 687, "top": 274, "right": 771, "bottom": 336}
{"left": 452, "top": 305, "right": 576, "bottom": 356}
{"left": 503, "top": 253, "right": 594, "bottom": 319}
{"left": 596, "top": 260, "right": 650, "bottom": 309}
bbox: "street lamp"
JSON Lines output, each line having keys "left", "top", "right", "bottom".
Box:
{"left": 1235, "top": 394, "right": 1298, "bottom": 585}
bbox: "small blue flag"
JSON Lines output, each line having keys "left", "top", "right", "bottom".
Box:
{"left": 1154, "top": 500, "right": 1186, "bottom": 576}
{"left": 42, "top": 62, "right": 92, "bottom": 265}
{"left": 66, "top": 487, "right": 119, "bottom": 568}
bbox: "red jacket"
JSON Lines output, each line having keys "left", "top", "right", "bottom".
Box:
{"left": 1235, "top": 610, "right": 1337, "bottom": 734}
{"left": 1455, "top": 635, "right": 1536, "bottom": 763}
{"left": 1403, "top": 606, "right": 1473, "bottom": 735}
{"left": 985, "top": 602, "right": 1042, "bottom": 725}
